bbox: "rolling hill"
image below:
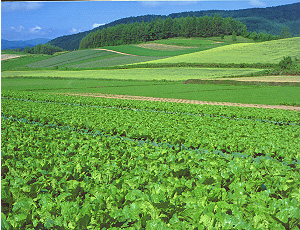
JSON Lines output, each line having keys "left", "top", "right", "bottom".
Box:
{"left": 2, "top": 36, "right": 254, "bottom": 70}
{"left": 48, "top": 3, "right": 300, "bottom": 51}
{"left": 144, "top": 37, "right": 300, "bottom": 65}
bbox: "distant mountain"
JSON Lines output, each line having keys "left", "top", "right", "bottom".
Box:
{"left": 49, "top": 2, "right": 300, "bottom": 51}
{"left": 1, "top": 38, "right": 51, "bottom": 50}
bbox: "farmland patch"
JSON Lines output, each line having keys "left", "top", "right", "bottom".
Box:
{"left": 135, "top": 43, "right": 196, "bottom": 51}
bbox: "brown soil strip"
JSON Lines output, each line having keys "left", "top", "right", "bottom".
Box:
{"left": 93, "top": 48, "right": 137, "bottom": 56}
{"left": 220, "top": 76, "right": 300, "bottom": 83}
{"left": 135, "top": 43, "right": 195, "bottom": 51}
{"left": 1, "top": 54, "right": 24, "bottom": 60}
{"left": 63, "top": 93, "right": 300, "bottom": 111}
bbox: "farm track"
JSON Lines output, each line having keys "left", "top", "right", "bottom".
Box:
{"left": 1, "top": 54, "right": 24, "bottom": 60}
{"left": 64, "top": 93, "right": 300, "bottom": 111}
{"left": 93, "top": 48, "right": 137, "bottom": 56}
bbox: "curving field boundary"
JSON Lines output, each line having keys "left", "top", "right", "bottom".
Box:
{"left": 93, "top": 48, "right": 137, "bottom": 56}
{"left": 64, "top": 93, "right": 300, "bottom": 111}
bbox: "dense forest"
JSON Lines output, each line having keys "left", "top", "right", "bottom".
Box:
{"left": 48, "top": 3, "right": 300, "bottom": 51}
{"left": 80, "top": 15, "right": 253, "bottom": 49}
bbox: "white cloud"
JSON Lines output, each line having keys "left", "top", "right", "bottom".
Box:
{"left": 10, "top": 25, "right": 25, "bottom": 33}
{"left": 2, "top": 2, "right": 43, "bottom": 12}
{"left": 30, "top": 26, "right": 42, "bottom": 33}
{"left": 249, "top": 0, "right": 266, "bottom": 7}
{"left": 70, "top": 28, "right": 84, "bottom": 34}
{"left": 92, "top": 23, "right": 105, "bottom": 29}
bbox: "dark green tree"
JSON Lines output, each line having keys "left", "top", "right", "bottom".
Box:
{"left": 280, "top": 27, "right": 292, "bottom": 39}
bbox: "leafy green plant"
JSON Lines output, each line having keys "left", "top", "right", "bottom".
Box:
{"left": 279, "top": 56, "right": 295, "bottom": 69}
{"left": 1, "top": 91, "right": 300, "bottom": 229}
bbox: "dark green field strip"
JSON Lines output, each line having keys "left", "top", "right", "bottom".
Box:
{"left": 3, "top": 76, "right": 298, "bottom": 106}
{"left": 68, "top": 55, "right": 164, "bottom": 68}
{"left": 102, "top": 45, "right": 203, "bottom": 57}
{"left": 2, "top": 96, "right": 300, "bottom": 162}
{"left": 26, "top": 50, "right": 119, "bottom": 68}
{"left": 1, "top": 78, "right": 173, "bottom": 92}
{"left": 2, "top": 118, "right": 300, "bottom": 229}
{"left": 3, "top": 90, "right": 299, "bottom": 124}
{"left": 1, "top": 55, "right": 52, "bottom": 71}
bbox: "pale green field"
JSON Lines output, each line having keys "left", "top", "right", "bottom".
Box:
{"left": 144, "top": 37, "right": 300, "bottom": 64}
{"left": 1, "top": 68, "right": 262, "bottom": 81}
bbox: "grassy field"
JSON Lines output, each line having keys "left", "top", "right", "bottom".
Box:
{"left": 1, "top": 68, "right": 262, "bottom": 81}
{"left": 145, "top": 37, "right": 300, "bottom": 64}
{"left": 148, "top": 36, "right": 254, "bottom": 47}
{"left": 1, "top": 54, "right": 53, "bottom": 71}
{"left": 2, "top": 77, "right": 300, "bottom": 106}
{"left": 26, "top": 50, "right": 122, "bottom": 68}
{"left": 100, "top": 36, "right": 252, "bottom": 56}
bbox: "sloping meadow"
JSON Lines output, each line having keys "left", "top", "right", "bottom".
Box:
{"left": 145, "top": 37, "right": 300, "bottom": 65}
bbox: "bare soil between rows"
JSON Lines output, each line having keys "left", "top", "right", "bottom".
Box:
{"left": 64, "top": 93, "right": 300, "bottom": 111}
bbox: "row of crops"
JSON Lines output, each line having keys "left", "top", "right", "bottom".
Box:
{"left": 26, "top": 50, "right": 121, "bottom": 69}
{"left": 1, "top": 90, "right": 300, "bottom": 229}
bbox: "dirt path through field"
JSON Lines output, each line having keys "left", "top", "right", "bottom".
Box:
{"left": 1, "top": 54, "right": 24, "bottom": 60}
{"left": 94, "top": 48, "right": 137, "bottom": 56}
{"left": 64, "top": 93, "right": 300, "bottom": 111}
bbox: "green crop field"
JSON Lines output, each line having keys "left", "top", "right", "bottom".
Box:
{"left": 68, "top": 56, "right": 162, "bottom": 69}
{"left": 148, "top": 36, "right": 254, "bottom": 47}
{"left": 25, "top": 50, "right": 122, "bottom": 68}
{"left": 1, "top": 54, "right": 53, "bottom": 71}
{"left": 2, "top": 90, "right": 300, "bottom": 229}
{"left": 1, "top": 68, "right": 262, "bottom": 81}
{"left": 146, "top": 37, "right": 300, "bottom": 64}
{"left": 2, "top": 77, "right": 299, "bottom": 106}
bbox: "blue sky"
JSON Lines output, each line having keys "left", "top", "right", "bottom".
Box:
{"left": 1, "top": 0, "right": 299, "bottom": 41}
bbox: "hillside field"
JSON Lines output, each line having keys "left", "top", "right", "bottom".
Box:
{"left": 145, "top": 37, "right": 300, "bottom": 64}
{"left": 1, "top": 37, "right": 256, "bottom": 71}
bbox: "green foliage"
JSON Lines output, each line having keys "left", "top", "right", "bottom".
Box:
{"left": 28, "top": 43, "right": 63, "bottom": 55}
{"left": 1, "top": 91, "right": 300, "bottom": 229}
{"left": 279, "top": 56, "right": 295, "bottom": 69}
{"left": 49, "top": 3, "right": 300, "bottom": 50}
{"left": 232, "top": 31, "right": 237, "bottom": 43}
{"left": 79, "top": 15, "right": 248, "bottom": 49}
{"left": 280, "top": 27, "right": 292, "bottom": 39}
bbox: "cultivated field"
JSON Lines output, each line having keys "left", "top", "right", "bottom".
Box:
{"left": 1, "top": 68, "right": 263, "bottom": 81}
{"left": 2, "top": 90, "right": 300, "bottom": 229}
{"left": 2, "top": 77, "right": 299, "bottom": 106}
{"left": 146, "top": 37, "right": 300, "bottom": 64}
{"left": 1, "top": 36, "right": 300, "bottom": 229}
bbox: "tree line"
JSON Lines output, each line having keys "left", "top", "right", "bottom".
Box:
{"left": 5, "top": 44, "right": 63, "bottom": 55}
{"left": 79, "top": 15, "right": 278, "bottom": 49}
